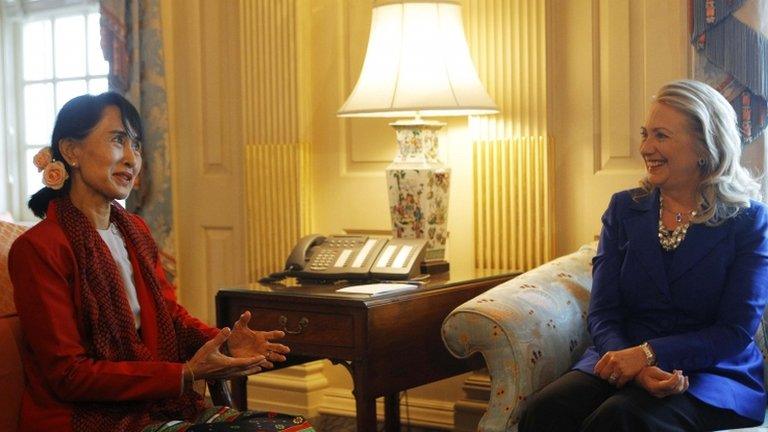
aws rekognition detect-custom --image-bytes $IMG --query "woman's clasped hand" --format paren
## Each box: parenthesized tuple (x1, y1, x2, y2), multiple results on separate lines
(635, 367, 689, 398)
(594, 346, 689, 396)
(184, 311, 291, 382)
(593, 346, 649, 388)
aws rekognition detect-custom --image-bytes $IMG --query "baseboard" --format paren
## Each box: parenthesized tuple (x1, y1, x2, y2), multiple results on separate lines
(245, 361, 329, 417)
(318, 387, 455, 430)
(453, 399, 488, 432)
(453, 370, 491, 432)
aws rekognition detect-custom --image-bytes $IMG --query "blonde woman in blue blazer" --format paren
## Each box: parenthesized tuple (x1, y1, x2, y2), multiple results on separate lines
(520, 80, 768, 431)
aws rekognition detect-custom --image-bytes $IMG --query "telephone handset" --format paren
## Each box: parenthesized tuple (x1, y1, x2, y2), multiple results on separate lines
(284, 234, 327, 272)
(279, 234, 426, 281)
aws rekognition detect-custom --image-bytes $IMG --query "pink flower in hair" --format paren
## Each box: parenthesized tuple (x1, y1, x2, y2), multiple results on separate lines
(42, 161, 69, 190)
(33, 147, 53, 172)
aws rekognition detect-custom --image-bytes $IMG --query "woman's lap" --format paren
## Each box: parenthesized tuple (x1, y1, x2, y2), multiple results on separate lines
(519, 370, 757, 432)
(142, 407, 314, 432)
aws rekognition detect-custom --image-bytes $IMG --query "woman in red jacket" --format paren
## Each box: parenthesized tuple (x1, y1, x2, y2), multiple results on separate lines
(9, 92, 309, 432)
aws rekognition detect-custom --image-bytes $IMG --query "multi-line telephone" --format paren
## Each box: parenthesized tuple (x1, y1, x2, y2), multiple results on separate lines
(264, 234, 427, 282)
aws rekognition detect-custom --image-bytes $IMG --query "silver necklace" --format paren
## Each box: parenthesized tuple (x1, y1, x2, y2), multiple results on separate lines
(658, 196, 697, 251)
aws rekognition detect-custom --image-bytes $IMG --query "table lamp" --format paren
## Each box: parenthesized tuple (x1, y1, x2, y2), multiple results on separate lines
(338, 0, 498, 271)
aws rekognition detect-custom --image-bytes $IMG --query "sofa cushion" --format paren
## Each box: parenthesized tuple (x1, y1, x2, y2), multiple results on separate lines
(0, 221, 27, 318)
(754, 317, 768, 392)
(0, 317, 23, 431)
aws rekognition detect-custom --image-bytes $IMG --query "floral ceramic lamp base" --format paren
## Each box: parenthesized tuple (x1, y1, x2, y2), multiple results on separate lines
(386, 119, 450, 263)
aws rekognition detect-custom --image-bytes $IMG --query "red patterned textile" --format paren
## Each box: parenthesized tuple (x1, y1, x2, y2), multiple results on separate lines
(55, 197, 205, 432)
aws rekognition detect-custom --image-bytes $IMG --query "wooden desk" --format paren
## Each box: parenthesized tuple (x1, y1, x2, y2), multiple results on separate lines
(216, 269, 517, 432)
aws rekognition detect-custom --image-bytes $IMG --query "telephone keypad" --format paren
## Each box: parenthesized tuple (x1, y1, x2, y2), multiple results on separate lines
(294, 234, 424, 279)
(311, 237, 367, 271)
(310, 249, 339, 271)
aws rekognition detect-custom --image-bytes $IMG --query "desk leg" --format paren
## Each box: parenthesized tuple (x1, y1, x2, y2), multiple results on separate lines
(384, 393, 401, 432)
(230, 376, 248, 411)
(355, 395, 377, 432)
(351, 361, 379, 432)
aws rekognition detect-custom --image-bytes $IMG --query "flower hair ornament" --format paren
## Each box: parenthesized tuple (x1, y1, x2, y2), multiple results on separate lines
(33, 147, 69, 190)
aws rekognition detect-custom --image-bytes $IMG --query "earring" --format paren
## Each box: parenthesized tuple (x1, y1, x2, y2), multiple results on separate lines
(698, 158, 706, 167)
(71, 161, 77, 167)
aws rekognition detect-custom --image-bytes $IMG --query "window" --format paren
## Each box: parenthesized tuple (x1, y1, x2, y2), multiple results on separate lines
(1, 0, 106, 221)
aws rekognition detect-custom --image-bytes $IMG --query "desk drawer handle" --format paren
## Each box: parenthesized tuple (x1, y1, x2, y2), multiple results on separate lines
(279, 316, 309, 335)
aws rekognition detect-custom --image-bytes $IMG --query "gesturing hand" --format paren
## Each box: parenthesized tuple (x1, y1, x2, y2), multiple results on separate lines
(635, 366, 689, 398)
(186, 328, 265, 381)
(594, 346, 647, 387)
(227, 310, 290, 369)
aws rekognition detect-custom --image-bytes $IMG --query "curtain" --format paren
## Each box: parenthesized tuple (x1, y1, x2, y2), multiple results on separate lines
(100, 0, 176, 280)
(691, 0, 768, 144)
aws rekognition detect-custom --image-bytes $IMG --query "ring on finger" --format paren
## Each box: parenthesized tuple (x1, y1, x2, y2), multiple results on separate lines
(608, 372, 618, 384)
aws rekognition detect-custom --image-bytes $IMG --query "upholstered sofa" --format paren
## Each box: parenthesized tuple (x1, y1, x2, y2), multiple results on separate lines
(442, 243, 768, 431)
(0, 221, 28, 431)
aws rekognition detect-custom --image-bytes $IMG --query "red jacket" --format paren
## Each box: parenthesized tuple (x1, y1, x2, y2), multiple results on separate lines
(9, 204, 218, 432)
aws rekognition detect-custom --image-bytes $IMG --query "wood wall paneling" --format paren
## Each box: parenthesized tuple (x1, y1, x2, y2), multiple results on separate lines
(241, 0, 308, 282)
(550, 0, 689, 254)
(465, 0, 553, 271)
(204, 227, 236, 321)
(169, 0, 246, 323)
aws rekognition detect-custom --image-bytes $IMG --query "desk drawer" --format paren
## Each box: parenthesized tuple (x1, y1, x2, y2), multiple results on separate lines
(247, 307, 354, 348)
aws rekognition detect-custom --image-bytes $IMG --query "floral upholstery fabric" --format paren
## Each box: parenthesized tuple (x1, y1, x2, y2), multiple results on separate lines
(0, 222, 27, 318)
(755, 310, 768, 396)
(443, 242, 768, 432)
(442, 243, 596, 432)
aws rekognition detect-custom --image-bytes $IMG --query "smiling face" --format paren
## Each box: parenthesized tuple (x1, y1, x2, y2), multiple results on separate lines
(62, 105, 142, 205)
(640, 102, 703, 195)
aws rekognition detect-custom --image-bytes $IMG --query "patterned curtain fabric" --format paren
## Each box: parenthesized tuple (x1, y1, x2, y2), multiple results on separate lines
(691, 0, 768, 144)
(100, 0, 176, 280)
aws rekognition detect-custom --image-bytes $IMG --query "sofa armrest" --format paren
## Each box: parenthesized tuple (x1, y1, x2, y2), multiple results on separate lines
(441, 244, 596, 431)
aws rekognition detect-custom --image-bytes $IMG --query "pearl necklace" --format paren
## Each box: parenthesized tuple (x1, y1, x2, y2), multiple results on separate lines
(658, 196, 697, 251)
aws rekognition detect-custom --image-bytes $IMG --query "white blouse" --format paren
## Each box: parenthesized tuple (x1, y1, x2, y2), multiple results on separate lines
(97, 223, 141, 329)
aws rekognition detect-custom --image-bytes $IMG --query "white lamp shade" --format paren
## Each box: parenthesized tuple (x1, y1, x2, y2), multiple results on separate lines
(338, 0, 498, 118)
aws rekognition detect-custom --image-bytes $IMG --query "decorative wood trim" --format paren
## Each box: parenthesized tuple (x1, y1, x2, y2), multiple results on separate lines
(466, 0, 554, 271)
(473, 136, 553, 271)
(594, 0, 634, 172)
(246, 361, 330, 418)
(453, 370, 492, 432)
(245, 144, 303, 281)
(240, 0, 310, 281)
(466, 0, 548, 140)
(319, 387, 456, 430)
(203, 227, 235, 322)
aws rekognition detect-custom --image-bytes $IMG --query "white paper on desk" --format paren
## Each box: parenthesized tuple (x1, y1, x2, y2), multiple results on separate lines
(335, 283, 418, 296)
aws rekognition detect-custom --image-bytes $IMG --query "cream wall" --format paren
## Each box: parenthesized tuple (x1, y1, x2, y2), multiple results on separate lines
(308, 1, 476, 269)
(164, 0, 692, 429)
(163, 0, 470, 427)
(550, 0, 690, 255)
(311, 0, 691, 425)
(308, 1, 476, 426)
(163, 0, 247, 323)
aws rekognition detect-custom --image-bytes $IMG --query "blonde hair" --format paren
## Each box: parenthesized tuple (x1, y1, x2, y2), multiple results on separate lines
(638, 80, 760, 226)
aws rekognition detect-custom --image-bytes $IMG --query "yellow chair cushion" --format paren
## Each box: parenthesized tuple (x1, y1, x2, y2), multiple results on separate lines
(0, 221, 27, 318)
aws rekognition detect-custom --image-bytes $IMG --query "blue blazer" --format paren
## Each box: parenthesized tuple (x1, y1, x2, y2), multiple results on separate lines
(573, 188, 768, 422)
